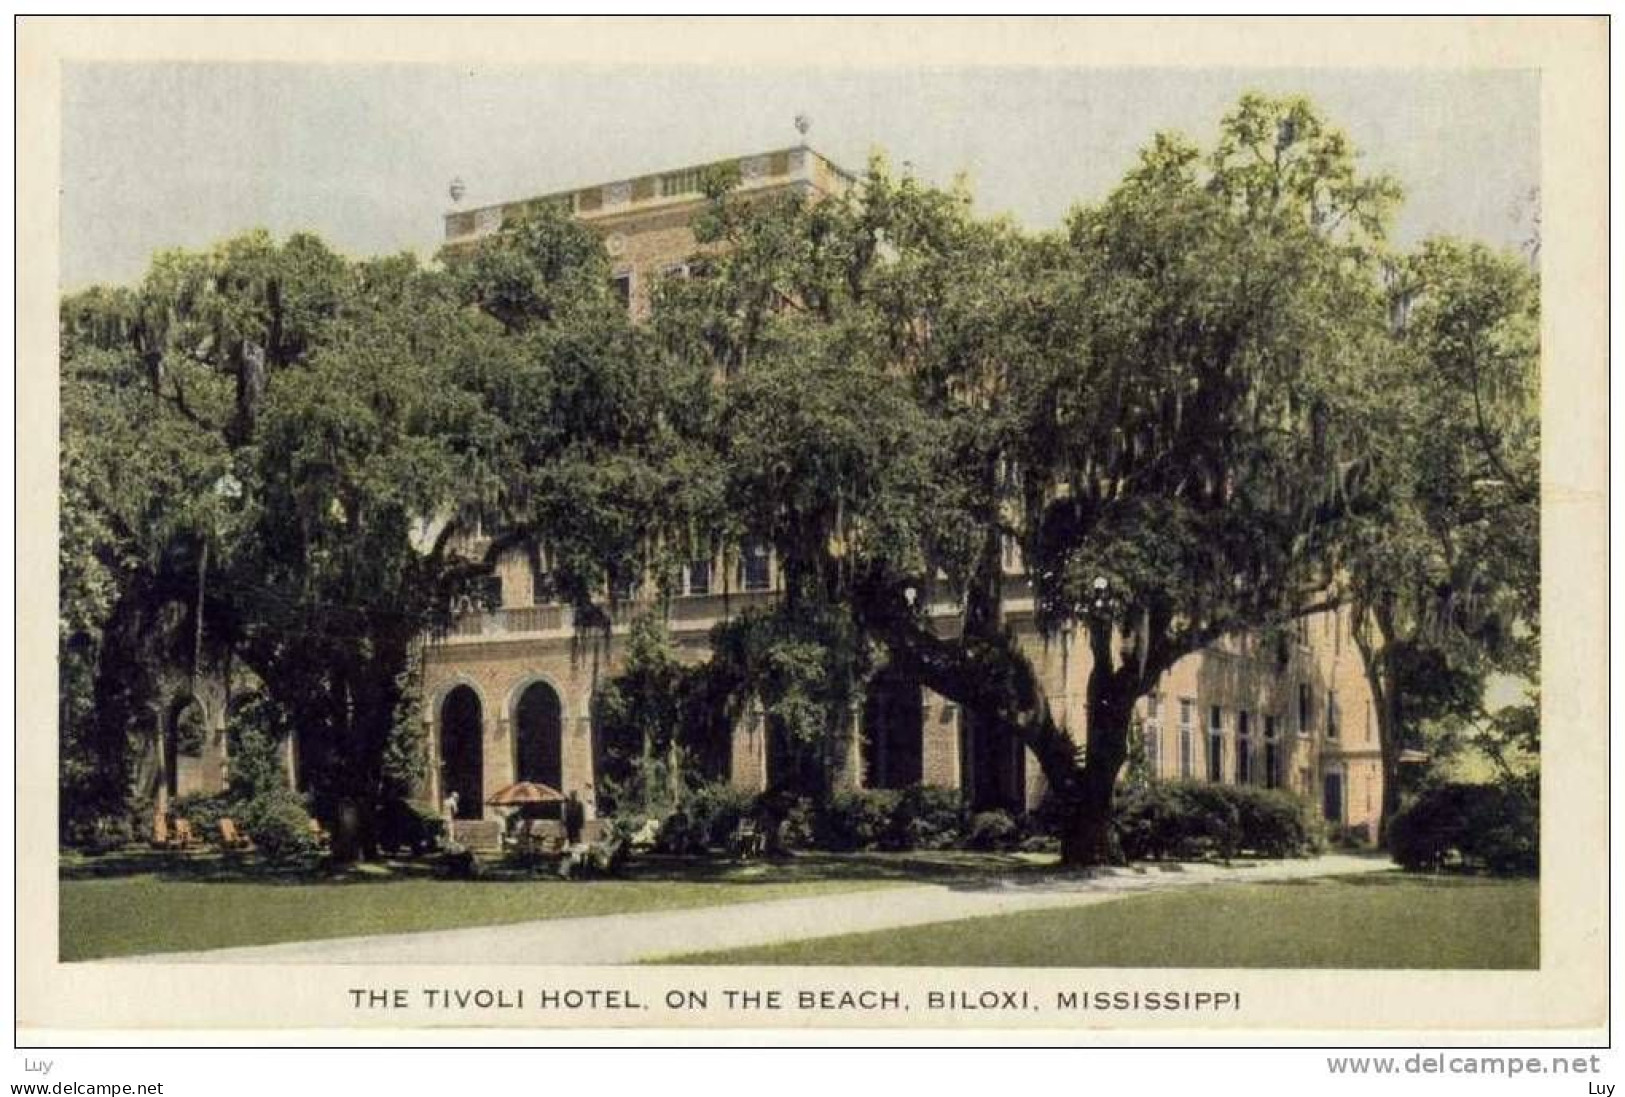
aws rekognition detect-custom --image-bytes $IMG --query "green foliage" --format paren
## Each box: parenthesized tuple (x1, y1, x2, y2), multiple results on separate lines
(1343, 234, 1540, 831)
(375, 799, 446, 856)
(892, 784, 968, 850)
(965, 810, 1020, 851)
(444, 205, 616, 334)
(61, 814, 136, 856)
(592, 616, 717, 816)
(238, 789, 321, 864)
(224, 728, 290, 803)
(1387, 782, 1538, 876)
(814, 788, 903, 852)
(680, 782, 758, 850)
(170, 792, 233, 837)
(1114, 781, 1321, 862)
(708, 604, 875, 798)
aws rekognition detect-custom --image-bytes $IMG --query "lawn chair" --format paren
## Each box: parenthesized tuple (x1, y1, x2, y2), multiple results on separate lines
(218, 817, 252, 851)
(171, 817, 197, 849)
(728, 819, 765, 860)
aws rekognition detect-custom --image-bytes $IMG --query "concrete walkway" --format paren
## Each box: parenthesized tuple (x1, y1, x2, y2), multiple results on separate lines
(118, 853, 1390, 965)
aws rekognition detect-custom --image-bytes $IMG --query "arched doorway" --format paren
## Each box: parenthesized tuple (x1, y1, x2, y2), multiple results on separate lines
(863, 668, 923, 789)
(440, 685, 484, 819)
(514, 680, 563, 790)
(165, 696, 207, 800)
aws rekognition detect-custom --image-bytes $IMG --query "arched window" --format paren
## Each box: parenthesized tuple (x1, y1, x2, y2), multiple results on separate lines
(514, 681, 564, 790)
(440, 686, 484, 820)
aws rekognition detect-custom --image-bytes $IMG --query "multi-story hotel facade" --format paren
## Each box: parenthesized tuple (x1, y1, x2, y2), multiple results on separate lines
(418, 145, 1384, 845)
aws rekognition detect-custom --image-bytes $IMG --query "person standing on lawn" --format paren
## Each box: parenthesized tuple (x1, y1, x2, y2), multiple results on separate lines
(563, 790, 585, 847)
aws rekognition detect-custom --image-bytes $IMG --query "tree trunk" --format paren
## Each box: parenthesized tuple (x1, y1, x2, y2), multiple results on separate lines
(331, 799, 363, 865)
(1058, 668, 1134, 867)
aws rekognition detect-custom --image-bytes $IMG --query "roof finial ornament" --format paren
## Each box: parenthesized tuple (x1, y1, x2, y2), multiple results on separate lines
(794, 113, 811, 146)
(448, 177, 467, 204)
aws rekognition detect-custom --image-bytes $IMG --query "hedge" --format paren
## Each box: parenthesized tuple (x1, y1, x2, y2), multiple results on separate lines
(1387, 782, 1538, 876)
(1114, 780, 1321, 861)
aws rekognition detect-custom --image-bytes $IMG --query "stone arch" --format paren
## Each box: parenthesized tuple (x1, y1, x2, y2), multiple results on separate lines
(439, 684, 485, 820)
(164, 694, 209, 800)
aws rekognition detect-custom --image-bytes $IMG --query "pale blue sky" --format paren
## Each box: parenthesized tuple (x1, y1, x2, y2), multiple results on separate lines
(62, 64, 1539, 290)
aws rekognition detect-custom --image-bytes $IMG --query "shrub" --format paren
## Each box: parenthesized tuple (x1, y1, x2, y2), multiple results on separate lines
(683, 782, 757, 849)
(375, 799, 446, 856)
(1388, 782, 1538, 876)
(171, 792, 233, 838)
(815, 788, 902, 851)
(774, 796, 817, 851)
(239, 790, 321, 864)
(966, 810, 1019, 851)
(224, 728, 292, 802)
(654, 808, 699, 855)
(63, 814, 134, 855)
(1113, 781, 1318, 862)
(438, 841, 479, 879)
(1227, 785, 1321, 857)
(892, 784, 966, 850)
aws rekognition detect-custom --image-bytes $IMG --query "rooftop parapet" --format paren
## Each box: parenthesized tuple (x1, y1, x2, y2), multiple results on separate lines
(443, 145, 856, 244)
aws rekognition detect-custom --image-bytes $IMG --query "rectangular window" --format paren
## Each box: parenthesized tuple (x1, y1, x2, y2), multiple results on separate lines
(1264, 715, 1280, 789)
(609, 273, 632, 310)
(1236, 711, 1251, 784)
(1297, 617, 1310, 646)
(1327, 689, 1340, 739)
(1178, 699, 1195, 779)
(1298, 684, 1313, 735)
(660, 168, 703, 197)
(1207, 706, 1224, 782)
(479, 575, 503, 609)
(1333, 607, 1342, 656)
(740, 541, 772, 592)
(685, 559, 712, 597)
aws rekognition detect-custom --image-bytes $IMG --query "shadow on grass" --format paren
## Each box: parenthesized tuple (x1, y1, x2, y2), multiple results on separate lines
(64, 847, 1433, 892)
(60, 847, 1055, 889)
(1321, 870, 1535, 888)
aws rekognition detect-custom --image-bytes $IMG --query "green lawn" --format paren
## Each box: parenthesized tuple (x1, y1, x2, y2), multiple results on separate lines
(60, 848, 1043, 961)
(668, 873, 1539, 969)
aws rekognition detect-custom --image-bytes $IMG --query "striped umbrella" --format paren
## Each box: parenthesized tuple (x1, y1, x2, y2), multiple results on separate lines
(486, 781, 565, 806)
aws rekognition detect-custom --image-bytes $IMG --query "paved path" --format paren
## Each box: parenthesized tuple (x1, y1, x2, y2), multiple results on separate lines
(118, 854, 1389, 965)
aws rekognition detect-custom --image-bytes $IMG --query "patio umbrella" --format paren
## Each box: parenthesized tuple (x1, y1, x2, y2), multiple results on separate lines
(486, 781, 565, 807)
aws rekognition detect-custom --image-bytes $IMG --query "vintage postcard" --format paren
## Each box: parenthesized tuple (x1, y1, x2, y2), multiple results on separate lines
(16, 16, 1608, 1043)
